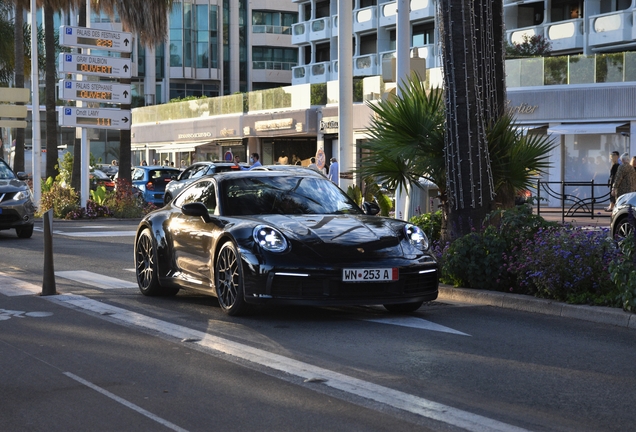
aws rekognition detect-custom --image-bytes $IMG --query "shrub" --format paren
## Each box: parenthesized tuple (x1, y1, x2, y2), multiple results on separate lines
(442, 226, 508, 290)
(410, 210, 443, 243)
(104, 179, 145, 218)
(39, 182, 80, 219)
(507, 226, 621, 305)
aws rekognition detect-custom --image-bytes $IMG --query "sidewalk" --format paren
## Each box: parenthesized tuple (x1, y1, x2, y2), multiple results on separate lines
(534, 207, 611, 228)
(437, 284, 636, 330)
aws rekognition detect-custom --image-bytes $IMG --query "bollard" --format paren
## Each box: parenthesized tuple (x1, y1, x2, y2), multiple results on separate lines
(42, 209, 56, 296)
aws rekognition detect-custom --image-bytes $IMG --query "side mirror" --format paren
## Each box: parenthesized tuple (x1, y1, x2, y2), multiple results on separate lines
(16, 172, 28, 181)
(181, 202, 212, 223)
(362, 202, 380, 215)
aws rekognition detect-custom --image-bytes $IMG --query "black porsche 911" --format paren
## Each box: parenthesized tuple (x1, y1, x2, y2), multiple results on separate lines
(134, 169, 439, 316)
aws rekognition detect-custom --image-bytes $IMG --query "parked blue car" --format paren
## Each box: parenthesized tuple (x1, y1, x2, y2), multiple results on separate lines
(130, 166, 181, 206)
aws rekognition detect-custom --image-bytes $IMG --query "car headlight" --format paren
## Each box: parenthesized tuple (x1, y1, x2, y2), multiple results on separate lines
(12, 189, 32, 201)
(253, 225, 288, 253)
(404, 224, 429, 251)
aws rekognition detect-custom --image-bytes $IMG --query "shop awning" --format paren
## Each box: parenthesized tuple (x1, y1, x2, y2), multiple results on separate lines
(517, 124, 548, 134)
(132, 141, 212, 153)
(547, 123, 628, 135)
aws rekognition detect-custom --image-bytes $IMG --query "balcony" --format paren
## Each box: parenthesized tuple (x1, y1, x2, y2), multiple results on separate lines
(310, 61, 331, 83)
(507, 26, 545, 45)
(354, 6, 377, 33)
(292, 65, 309, 85)
(410, 0, 435, 21)
(292, 22, 309, 45)
(546, 19, 584, 52)
(310, 18, 332, 42)
(379, 2, 397, 27)
(354, 54, 378, 76)
(588, 10, 633, 47)
(331, 60, 339, 81)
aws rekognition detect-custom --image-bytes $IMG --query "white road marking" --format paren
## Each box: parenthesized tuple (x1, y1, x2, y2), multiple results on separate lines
(47, 293, 528, 432)
(0, 272, 42, 296)
(61, 231, 137, 237)
(0, 309, 53, 320)
(32, 227, 136, 237)
(63, 372, 189, 432)
(55, 270, 137, 289)
(363, 317, 470, 336)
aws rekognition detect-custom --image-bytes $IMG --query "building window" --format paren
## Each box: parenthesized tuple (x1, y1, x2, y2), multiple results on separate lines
(169, 2, 183, 67)
(252, 47, 298, 70)
(412, 23, 434, 47)
(252, 11, 297, 35)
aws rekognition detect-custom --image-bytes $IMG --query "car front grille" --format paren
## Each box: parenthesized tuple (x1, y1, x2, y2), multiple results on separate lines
(268, 269, 437, 299)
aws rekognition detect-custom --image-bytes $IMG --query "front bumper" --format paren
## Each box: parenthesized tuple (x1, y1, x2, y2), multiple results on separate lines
(242, 263, 439, 306)
(0, 199, 35, 230)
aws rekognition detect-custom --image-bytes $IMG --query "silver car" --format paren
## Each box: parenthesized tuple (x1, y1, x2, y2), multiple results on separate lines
(0, 158, 36, 238)
(610, 191, 636, 241)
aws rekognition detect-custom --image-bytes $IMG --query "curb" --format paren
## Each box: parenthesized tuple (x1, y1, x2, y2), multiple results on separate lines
(438, 285, 636, 330)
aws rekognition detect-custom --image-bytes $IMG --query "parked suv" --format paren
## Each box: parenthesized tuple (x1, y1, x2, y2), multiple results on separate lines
(163, 161, 246, 204)
(0, 158, 36, 238)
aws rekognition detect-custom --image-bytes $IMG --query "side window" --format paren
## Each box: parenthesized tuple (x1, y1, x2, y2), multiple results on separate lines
(174, 180, 217, 213)
(132, 169, 144, 181)
(191, 165, 208, 179)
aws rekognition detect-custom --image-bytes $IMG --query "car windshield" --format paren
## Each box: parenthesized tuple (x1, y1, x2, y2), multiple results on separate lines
(221, 175, 363, 216)
(0, 161, 16, 180)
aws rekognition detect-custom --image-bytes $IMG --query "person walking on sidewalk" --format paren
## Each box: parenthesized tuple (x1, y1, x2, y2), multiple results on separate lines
(612, 152, 636, 201)
(606, 151, 620, 211)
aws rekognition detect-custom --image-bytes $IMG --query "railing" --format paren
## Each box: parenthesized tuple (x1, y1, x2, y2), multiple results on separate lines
(252, 25, 292, 35)
(535, 180, 611, 223)
(252, 61, 297, 71)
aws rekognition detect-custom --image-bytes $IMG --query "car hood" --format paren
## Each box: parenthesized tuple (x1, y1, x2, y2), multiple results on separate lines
(255, 214, 405, 261)
(0, 179, 29, 193)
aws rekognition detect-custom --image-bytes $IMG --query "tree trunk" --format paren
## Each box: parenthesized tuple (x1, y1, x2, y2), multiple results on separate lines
(13, 4, 25, 173)
(438, 0, 505, 240)
(44, 3, 58, 180)
(71, 2, 86, 192)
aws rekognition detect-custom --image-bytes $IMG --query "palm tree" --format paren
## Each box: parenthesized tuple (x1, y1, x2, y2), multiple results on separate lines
(12, 0, 28, 172)
(438, 0, 507, 239)
(359, 75, 554, 241)
(91, 0, 174, 184)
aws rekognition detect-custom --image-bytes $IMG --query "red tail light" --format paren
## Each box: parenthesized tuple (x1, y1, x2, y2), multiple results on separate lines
(146, 181, 154, 191)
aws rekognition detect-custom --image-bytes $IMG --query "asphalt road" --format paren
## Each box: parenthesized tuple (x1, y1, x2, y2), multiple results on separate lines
(1, 218, 635, 432)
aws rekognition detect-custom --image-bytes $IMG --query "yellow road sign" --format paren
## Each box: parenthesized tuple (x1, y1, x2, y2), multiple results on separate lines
(0, 88, 30, 103)
(0, 120, 28, 128)
(0, 105, 28, 118)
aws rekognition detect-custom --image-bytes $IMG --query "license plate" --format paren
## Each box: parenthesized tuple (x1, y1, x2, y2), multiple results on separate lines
(342, 268, 398, 282)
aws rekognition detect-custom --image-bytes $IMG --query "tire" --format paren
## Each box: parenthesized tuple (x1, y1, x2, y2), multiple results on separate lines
(214, 242, 249, 316)
(135, 229, 179, 296)
(383, 301, 424, 313)
(16, 224, 34, 239)
(613, 217, 634, 242)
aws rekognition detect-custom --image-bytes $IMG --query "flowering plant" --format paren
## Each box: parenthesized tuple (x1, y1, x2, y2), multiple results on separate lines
(506, 226, 621, 305)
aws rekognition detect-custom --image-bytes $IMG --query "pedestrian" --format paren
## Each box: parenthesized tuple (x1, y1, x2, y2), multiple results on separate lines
(235, 152, 262, 170)
(307, 157, 318, 171)
(612, 153, 636, 201)
(141, 160, 148, 166)
(631, 156, 636, 172)
(327, 157, 339, 185)
(606, 151, 620, 211)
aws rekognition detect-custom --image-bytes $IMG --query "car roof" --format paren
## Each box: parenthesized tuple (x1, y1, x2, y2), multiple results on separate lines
(212, 167, 326, 180)
(134, 165, 181, 171)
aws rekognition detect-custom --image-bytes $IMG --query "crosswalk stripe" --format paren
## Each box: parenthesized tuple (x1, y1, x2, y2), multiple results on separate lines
(55, 270, 137, 289)
(363, 317, 470, 336)
(0, 272, 41, 296)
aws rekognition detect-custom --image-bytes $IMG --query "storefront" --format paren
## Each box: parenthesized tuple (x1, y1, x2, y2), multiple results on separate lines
(507, 85, 636, 206)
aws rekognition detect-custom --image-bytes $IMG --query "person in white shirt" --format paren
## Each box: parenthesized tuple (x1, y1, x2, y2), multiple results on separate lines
(327, 157, 339, 185)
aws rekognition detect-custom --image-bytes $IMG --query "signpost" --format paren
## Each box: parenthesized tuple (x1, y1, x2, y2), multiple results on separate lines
(59, 80, 131, 104)
(59, 25, 133, 207)
(59, 107, 131, 130)
(59, 25, 133, 53)
(58, 53, 132, 78)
